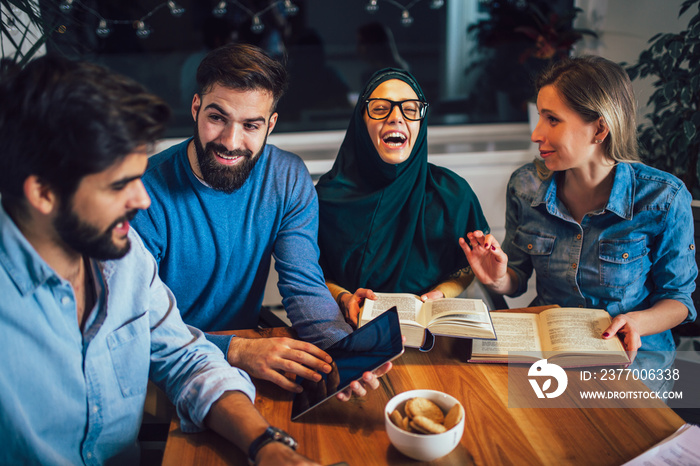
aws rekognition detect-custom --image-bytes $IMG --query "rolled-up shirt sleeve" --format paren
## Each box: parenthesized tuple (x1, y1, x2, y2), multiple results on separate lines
(140, 237, 256, 432)
(649, 185, 698, 323)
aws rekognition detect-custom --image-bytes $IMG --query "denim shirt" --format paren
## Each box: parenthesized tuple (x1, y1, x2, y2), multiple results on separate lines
(502, 162, 697, 372)
(0, 206, 255, 465)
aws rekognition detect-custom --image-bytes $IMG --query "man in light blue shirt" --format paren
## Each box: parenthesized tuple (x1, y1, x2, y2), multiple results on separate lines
(0, 56, 315, 465)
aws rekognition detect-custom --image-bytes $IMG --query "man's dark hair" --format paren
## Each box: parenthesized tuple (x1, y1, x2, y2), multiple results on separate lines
(0, 55, 170, 217)
(196, 43, 288, 110)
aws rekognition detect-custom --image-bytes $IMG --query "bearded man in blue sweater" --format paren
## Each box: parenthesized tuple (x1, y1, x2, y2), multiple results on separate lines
(132, 43, 389, 396)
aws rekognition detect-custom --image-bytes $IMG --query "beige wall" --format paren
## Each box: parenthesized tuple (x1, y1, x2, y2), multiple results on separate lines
(575, 0, 688, 120)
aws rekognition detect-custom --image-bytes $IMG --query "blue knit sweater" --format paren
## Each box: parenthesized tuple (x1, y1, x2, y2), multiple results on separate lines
(132, 139, 351, 352)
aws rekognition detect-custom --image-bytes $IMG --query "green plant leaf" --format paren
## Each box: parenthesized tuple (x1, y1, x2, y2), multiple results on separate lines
(659, 54, 674, 76)
(1, 0, 52, 64)
(668, 40, 685, 58)
(691, 111, 700, 127)
(652, 38, 667, 55)
(681, 86, 693, 104)
(685, 120, 698, 141)
(664, 84, 676, 101)
(692, 20, 700, 38)
(649, 32, 664, 42)
(679, 0, 700, 17)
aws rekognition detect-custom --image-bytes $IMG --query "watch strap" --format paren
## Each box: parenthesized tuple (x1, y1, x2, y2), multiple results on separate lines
(248, 427, 297, 464)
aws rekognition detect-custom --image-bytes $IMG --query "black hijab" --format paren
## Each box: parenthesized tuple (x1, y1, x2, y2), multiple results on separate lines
(316, 68, 489, 294)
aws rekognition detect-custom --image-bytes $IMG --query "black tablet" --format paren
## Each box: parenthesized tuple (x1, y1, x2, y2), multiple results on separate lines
(291, 307, 404, 421)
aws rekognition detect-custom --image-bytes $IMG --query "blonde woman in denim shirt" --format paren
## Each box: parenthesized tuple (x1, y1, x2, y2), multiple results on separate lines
(461, 56, 697, 393)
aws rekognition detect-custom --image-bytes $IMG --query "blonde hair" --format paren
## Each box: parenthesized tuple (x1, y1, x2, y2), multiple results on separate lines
(534, 56, 639, 179)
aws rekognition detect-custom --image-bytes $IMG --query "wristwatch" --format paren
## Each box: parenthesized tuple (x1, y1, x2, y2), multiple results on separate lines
(248, 426, 298, 464)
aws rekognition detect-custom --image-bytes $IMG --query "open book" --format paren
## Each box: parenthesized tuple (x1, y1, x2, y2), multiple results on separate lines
(360, 293, 496, 349)
(622, 423, 700, 465)
(468, 307, 630, 367)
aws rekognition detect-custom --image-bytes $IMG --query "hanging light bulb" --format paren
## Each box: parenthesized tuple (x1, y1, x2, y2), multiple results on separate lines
(96, 19, 111, 38)
(6, 17, 18, 34)
(212, 1, 227, 18)
(250, 15, 264, 34)
(59, 0, 73, 12)
(430, 0, 444, 8)
(283, 0, 299, 16)
(134, 20, 152, 39)
(365, 0, 378, 13)
(400, 9, 413, 27)
(167, 0, 185, 17)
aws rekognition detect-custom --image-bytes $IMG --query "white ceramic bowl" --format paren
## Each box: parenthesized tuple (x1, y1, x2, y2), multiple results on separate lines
(384, 389, 465, 461)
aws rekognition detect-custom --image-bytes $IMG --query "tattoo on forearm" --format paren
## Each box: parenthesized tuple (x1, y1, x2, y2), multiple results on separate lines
(448, 265, 473, 280)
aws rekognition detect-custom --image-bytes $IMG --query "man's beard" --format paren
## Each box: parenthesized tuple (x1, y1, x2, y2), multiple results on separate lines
(53, 206, 138, 261)
(193, 121, 266, 194)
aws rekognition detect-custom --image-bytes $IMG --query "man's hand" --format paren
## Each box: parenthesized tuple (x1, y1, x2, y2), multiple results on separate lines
(227, 337, 332, 392)
(206, 391, 321, 465)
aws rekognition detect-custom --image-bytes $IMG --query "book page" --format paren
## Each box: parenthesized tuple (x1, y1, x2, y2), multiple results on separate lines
(424, 298, 490, 325)
(539, 308, 623, 353)
(622, 423, 700, 466)
(362, 293, 422, 324)
(472, 313, 542, 356)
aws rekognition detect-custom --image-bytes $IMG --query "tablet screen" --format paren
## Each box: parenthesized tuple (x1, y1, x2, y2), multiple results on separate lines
(291, 307, 404, 421)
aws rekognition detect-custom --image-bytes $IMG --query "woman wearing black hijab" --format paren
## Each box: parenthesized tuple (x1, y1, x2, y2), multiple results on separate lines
(316, 68, 489, 326)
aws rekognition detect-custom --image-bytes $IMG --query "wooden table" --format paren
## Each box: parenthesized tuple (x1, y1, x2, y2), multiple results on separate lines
(162, 307, 685, 465)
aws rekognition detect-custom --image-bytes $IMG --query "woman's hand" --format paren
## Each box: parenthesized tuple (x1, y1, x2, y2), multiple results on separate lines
(602, 300, 690, 364)
(339, 288, 377, 328)
(459, 231, 511, 292)
(336, 361, 394, 401)
(420, 289, 445, 302)
(602, 314, 642, 363)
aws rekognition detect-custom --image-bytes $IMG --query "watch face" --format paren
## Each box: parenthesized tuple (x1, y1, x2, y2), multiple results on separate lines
(249, 427, 298, 464)
(272, 428, 297, 449)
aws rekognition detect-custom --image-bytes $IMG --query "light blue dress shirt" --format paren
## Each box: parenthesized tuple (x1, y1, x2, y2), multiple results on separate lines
(502, 162, 697, 386)
(0, 206, 256, 465)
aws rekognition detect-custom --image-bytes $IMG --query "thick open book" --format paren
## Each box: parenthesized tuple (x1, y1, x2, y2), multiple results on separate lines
(468, 307, 630, 367)
(360, 293, 496, 349)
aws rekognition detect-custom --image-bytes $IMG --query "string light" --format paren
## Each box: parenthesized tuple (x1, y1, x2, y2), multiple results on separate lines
(95, 19, 111, 38)
(59, 0, 73, 12)
(400, 9, 414, 27)
(5, 17, 18, 34)
(167, 1, 186, 18)
(49, 0, 443, 41)
(283, 0, 299, 16)
(364, 1, 443, 27)
(2, 6, 21, 35)
(212, 1, 227, 18)
(134, 20, 152, 39)
(251, 15, 264, 34)
(212, 1, 301, 35)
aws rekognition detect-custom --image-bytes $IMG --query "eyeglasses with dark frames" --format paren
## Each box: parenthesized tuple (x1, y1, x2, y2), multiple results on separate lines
(365, 98, 429, 121)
